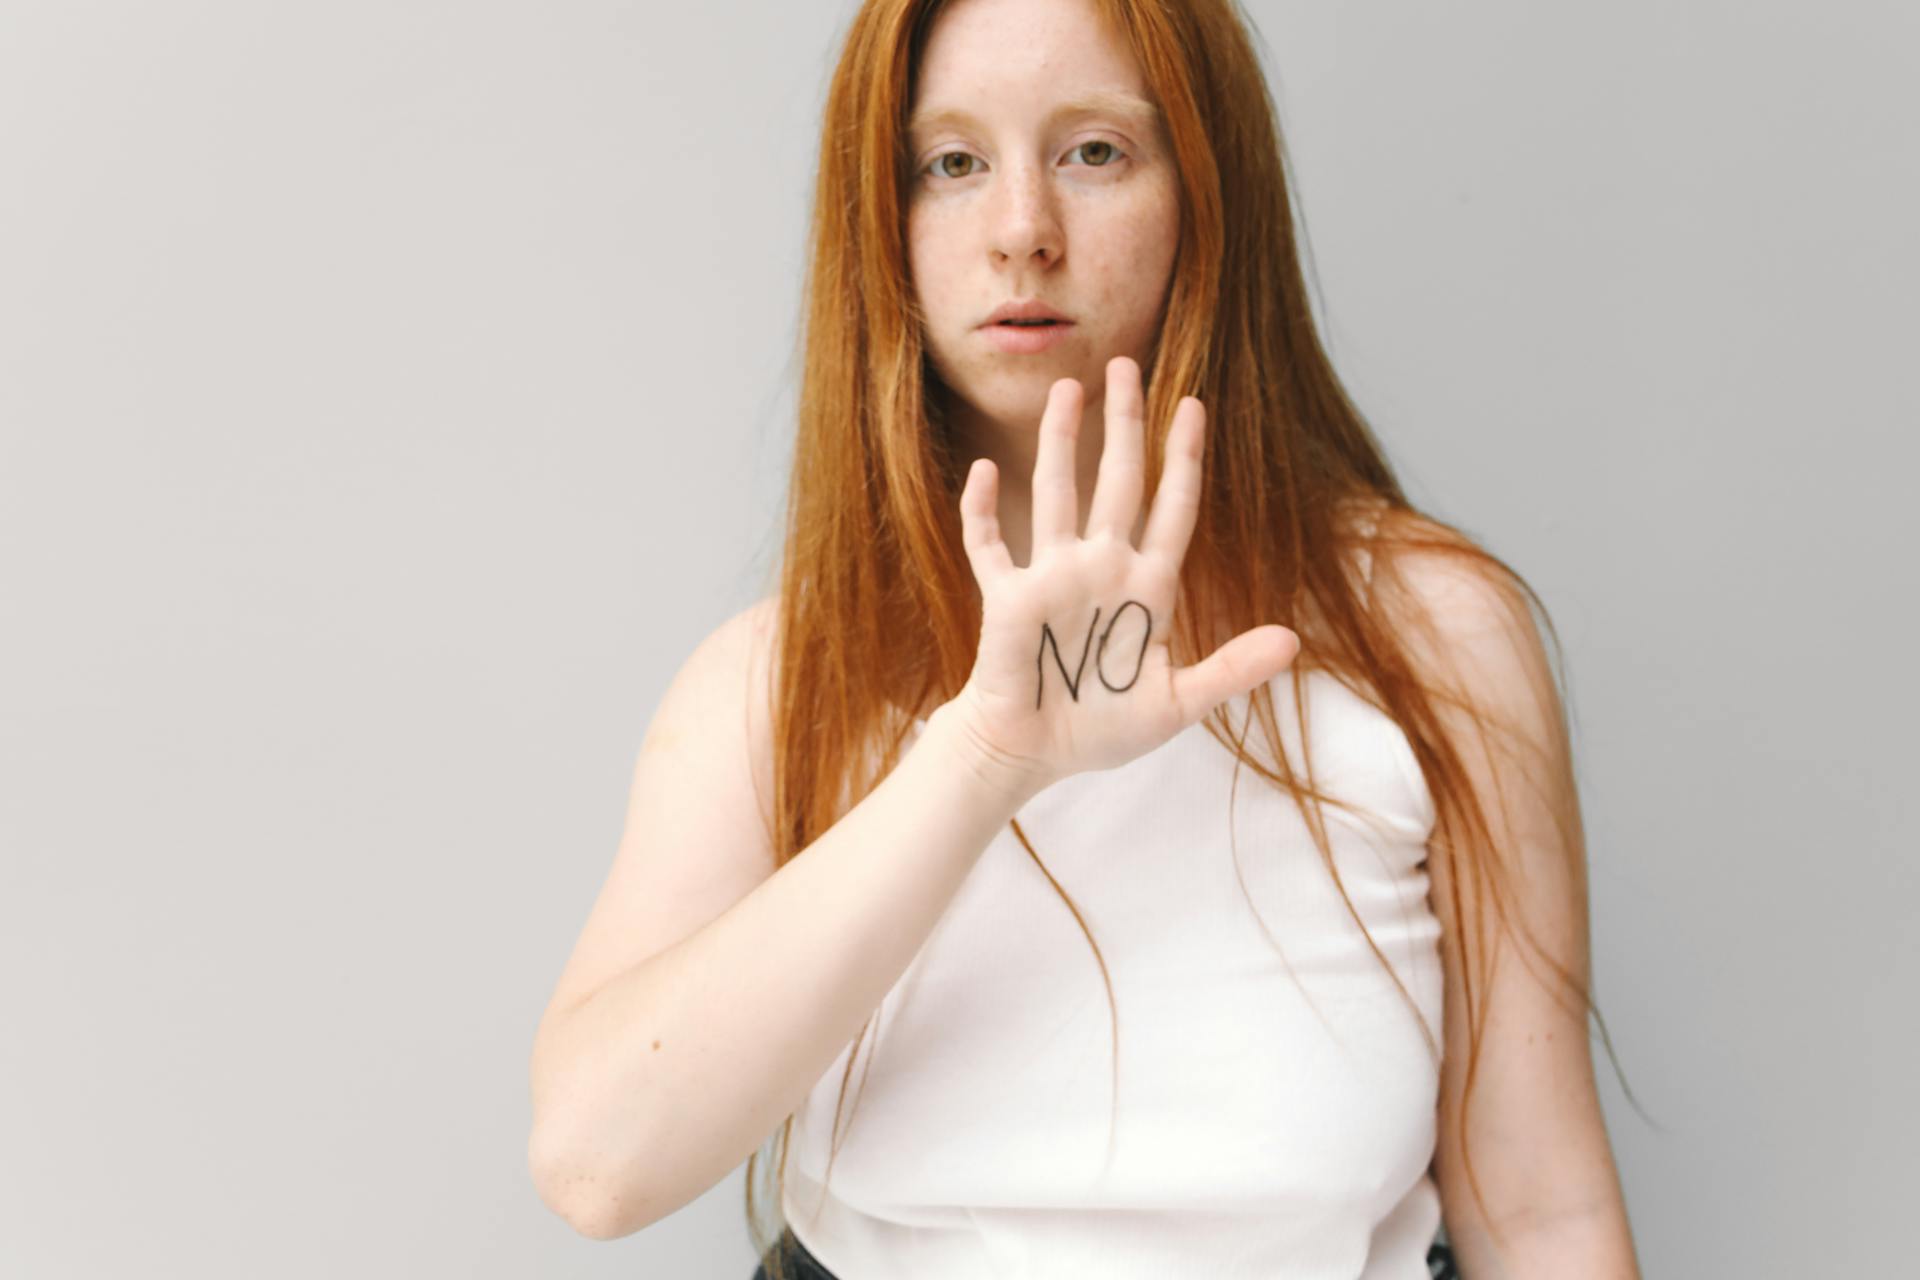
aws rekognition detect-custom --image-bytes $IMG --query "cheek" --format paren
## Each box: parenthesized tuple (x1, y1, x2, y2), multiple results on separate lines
(1133, 181, 1183, 279)
(906, 210, 955, 294)
(1086, 197, 1180, 319)
(905, 215, 963, 376)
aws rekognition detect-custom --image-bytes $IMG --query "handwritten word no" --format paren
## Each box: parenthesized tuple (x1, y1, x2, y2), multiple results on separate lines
(1034, 600, 1152, 711)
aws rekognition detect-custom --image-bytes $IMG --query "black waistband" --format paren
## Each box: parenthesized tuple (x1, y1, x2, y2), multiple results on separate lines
(751, 1225, 1457, 1279)
(751, 1226, 840, 1280)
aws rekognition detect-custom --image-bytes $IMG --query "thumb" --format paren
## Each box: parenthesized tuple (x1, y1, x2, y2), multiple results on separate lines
(1171, 625, 1300, 725)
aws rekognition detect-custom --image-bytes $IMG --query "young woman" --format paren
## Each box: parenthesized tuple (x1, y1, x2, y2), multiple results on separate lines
(529, 1, 1643, 1276)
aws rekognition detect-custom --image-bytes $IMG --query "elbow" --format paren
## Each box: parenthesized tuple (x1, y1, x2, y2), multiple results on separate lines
(528, 1124, 655, 1241)
(527, 1047, 658, 1239)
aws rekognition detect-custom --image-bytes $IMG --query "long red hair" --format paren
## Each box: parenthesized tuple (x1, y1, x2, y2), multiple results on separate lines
(748, 0, 1638, 1271)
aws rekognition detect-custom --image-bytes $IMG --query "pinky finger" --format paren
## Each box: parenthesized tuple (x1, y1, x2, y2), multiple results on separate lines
(960, 458, 1016, 583)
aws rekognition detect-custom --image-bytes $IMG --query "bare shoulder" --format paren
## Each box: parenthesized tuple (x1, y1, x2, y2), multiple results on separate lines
(1355, 506, 1526, 634)
(1363, 511, 1560, 749)
(649, 592, 780, 775)
(640, 590, 783, 857)
(536, 591, 783, 1027)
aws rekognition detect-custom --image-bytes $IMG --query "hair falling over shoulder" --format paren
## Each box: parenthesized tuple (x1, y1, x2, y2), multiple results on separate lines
(746, 4, 1645, 1274)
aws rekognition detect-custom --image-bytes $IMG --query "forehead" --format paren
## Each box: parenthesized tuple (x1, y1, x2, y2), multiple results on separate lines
(909, 0, 1152, 125)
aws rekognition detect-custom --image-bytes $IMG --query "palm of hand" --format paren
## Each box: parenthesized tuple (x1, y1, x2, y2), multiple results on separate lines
(951, 357, 1298, 790)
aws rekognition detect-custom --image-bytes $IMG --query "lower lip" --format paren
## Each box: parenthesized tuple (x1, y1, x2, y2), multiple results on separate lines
(982, 321, 1074, 353)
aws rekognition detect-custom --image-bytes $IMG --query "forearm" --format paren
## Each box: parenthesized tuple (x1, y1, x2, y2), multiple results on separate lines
(1449, 1194, 1641, 1280)
(528, 702, 1041, 1239)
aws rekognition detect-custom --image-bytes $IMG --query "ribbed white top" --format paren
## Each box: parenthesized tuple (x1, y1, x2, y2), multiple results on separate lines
(780, 658, 1445, 1279)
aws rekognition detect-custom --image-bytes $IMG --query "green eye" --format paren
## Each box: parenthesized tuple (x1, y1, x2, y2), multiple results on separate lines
(921, 140, 1128, 182)
(1072, 140, 1119, 166)
(932, 152, 979, 179)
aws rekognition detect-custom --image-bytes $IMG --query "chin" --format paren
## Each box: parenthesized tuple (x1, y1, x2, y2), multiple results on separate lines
(927, 347, 1108, 431)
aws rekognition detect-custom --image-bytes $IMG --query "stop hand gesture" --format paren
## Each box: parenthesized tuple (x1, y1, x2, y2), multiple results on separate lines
(947, 356, 1301, 795)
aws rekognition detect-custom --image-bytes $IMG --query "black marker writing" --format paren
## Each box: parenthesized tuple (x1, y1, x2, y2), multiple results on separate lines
(1094, 598, 1151, 694)
(1033, 600, 1153, 711)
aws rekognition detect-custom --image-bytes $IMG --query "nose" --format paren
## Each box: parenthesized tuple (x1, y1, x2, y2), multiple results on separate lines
(989, 161, 1063, 268)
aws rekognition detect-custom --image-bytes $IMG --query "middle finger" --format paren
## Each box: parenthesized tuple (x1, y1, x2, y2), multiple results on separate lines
(1084, 356, 1146, 545)
(1030, 377, 1084, 550)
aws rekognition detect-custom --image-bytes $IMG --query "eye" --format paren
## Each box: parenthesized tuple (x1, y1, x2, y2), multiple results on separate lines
(1068, 140, 1124, 168)
(920, 139, 1131, 182)
(929, 151, 981, 180)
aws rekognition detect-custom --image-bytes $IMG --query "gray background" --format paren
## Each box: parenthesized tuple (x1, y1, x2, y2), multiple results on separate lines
(2, 1, 1912, 1275)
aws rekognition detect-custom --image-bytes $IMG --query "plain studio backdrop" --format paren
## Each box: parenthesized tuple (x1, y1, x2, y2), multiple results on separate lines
(1, 2, 1912, 1275)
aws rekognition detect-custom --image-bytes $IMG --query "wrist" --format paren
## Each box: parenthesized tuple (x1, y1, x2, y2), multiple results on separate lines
(921, 700, 1052, 812)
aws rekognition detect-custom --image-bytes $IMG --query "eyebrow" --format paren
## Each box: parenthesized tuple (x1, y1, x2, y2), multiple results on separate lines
(906, 90, 1162, 138)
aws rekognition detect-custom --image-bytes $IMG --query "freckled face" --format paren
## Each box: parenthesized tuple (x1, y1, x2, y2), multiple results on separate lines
(905, 0, 1181, 434)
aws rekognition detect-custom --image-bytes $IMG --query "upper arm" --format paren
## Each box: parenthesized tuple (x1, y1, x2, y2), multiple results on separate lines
(535, 594, 782, 1033)
(1381, 534, 1627, 1257)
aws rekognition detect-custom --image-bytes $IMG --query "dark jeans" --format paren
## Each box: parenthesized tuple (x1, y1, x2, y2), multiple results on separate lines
(751, 1227, 839, 1280)
(752, 1227, 1461, 1278)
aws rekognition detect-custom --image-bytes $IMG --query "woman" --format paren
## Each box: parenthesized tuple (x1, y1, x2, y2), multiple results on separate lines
(528, 0, 1643, 1276)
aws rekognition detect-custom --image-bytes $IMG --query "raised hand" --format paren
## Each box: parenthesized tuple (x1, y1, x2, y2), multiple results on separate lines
(945, 356, 1300, 795)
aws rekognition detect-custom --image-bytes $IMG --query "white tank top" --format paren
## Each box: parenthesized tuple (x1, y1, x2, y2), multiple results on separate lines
(781, 657, 1445, 1279)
